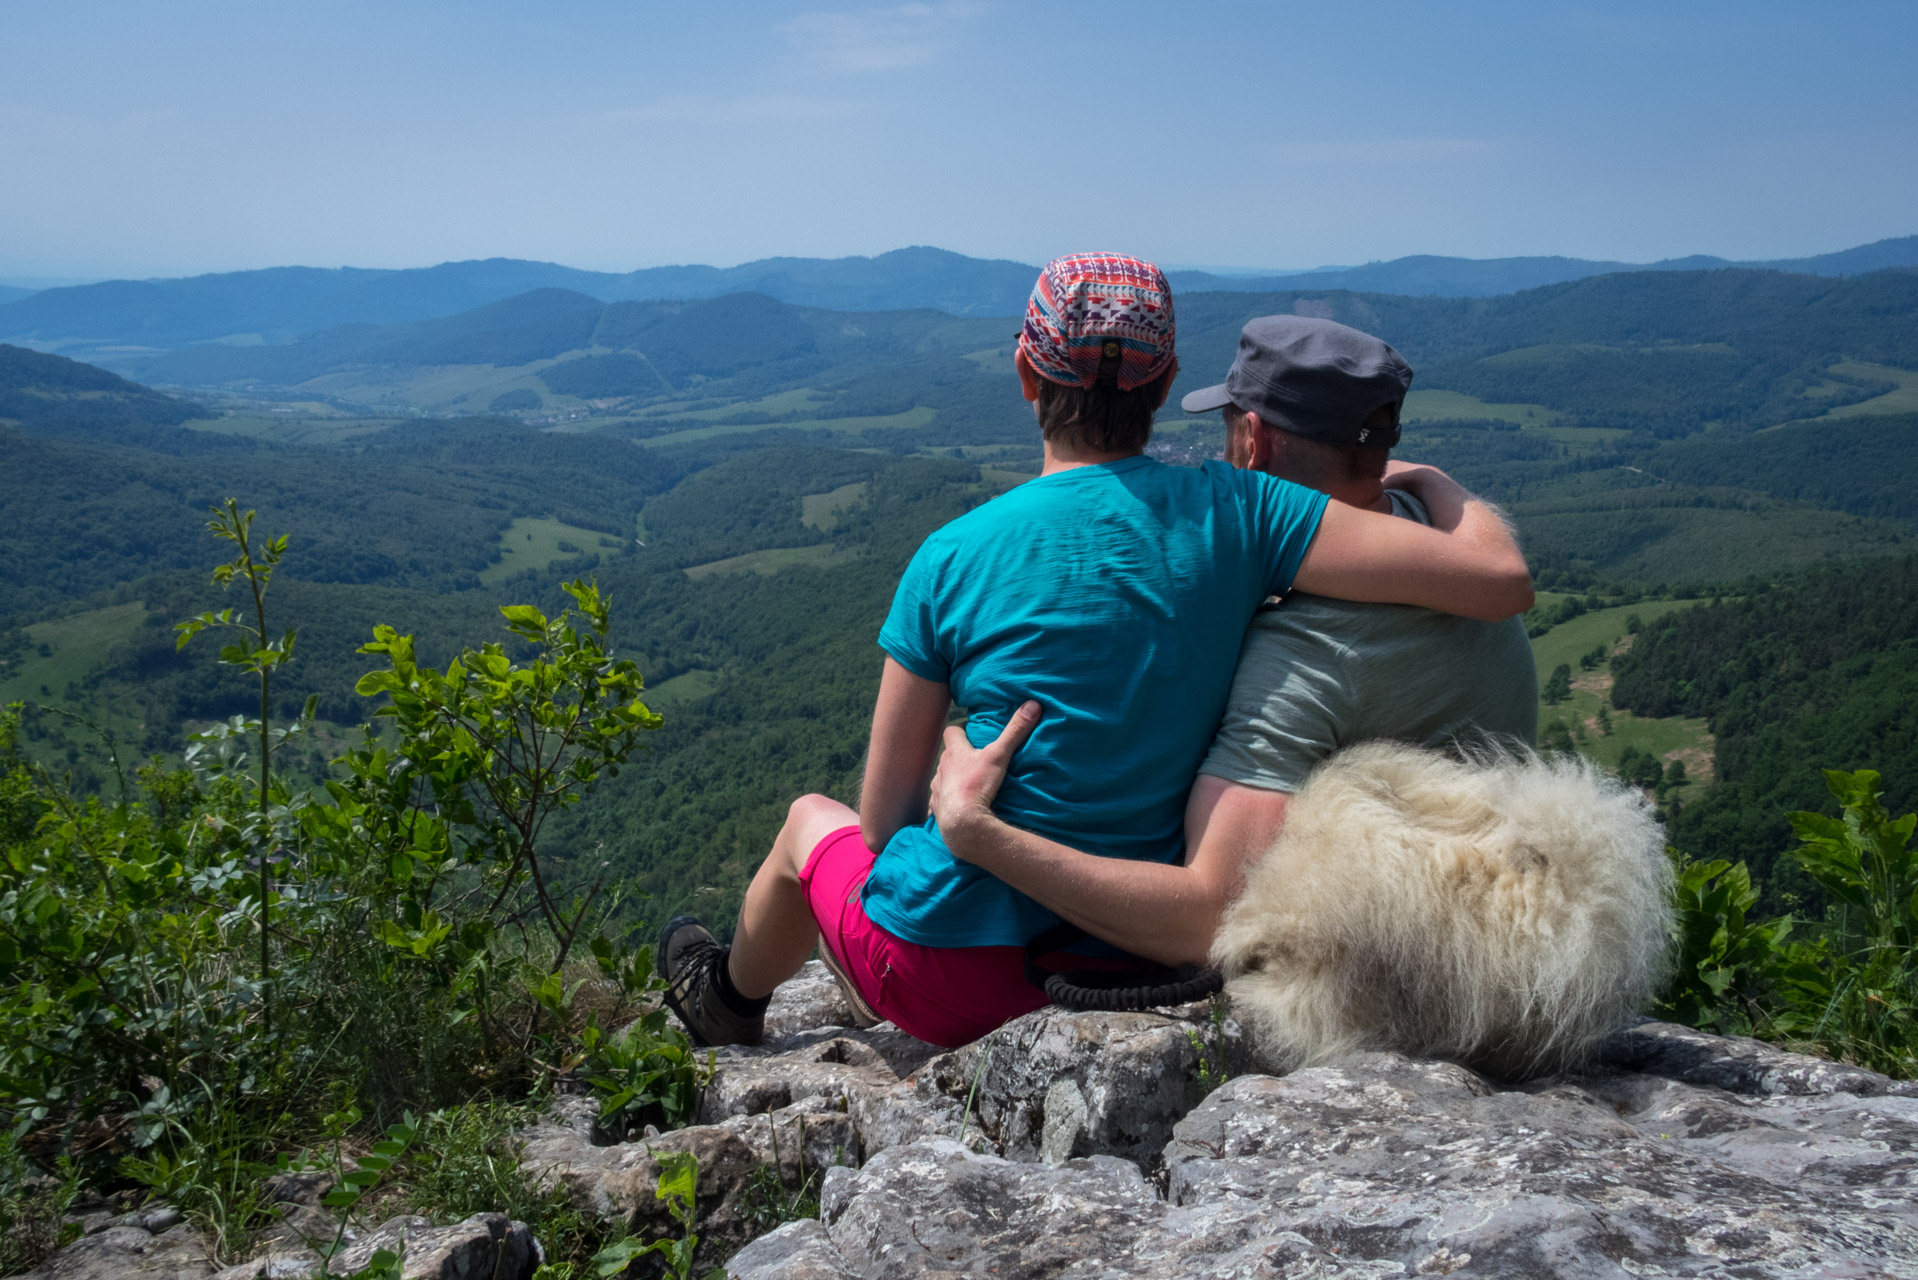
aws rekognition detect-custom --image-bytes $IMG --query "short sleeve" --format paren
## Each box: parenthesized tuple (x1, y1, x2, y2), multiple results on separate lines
(877, 536, 952, 683)
(1235, 468, 1330, 598)
(1199, 607, 1351, 793)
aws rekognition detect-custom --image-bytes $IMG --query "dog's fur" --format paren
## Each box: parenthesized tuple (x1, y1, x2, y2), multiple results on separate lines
(1210, 741, 1673, 1080)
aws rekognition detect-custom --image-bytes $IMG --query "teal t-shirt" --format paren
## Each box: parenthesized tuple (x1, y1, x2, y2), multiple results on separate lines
(867, 455, 1328, 948)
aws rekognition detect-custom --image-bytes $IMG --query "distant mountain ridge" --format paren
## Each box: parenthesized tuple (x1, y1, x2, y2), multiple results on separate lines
(1170, 236, 1918, 298)
(0, 248, 1036, 353)
(2, 237, 1913, 357)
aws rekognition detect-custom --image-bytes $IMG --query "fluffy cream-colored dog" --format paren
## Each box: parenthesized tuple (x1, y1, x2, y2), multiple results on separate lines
(1210, 740, 1673, 1080)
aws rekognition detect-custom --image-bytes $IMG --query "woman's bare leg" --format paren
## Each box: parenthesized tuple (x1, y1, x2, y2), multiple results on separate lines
(728, 793, 860, 999)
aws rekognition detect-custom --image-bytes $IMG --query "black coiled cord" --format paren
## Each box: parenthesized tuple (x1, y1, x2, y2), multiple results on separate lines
(1023, 923, 1223, 1012)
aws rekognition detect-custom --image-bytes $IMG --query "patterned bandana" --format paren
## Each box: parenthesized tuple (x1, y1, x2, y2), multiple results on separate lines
(1018, 253, 1176, 391)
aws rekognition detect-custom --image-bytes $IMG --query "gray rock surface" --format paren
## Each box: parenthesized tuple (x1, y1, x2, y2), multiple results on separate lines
(8, 1218, 213, 1280)
(208, 1212, 538, 1280)
(720, 1011, 1918, 1279)
(913, 1005, 1226, 1165)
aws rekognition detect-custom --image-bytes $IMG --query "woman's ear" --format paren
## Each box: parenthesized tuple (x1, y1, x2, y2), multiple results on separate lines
(1014, 347, 1043, 403)
(1147, 358, 1179, 411)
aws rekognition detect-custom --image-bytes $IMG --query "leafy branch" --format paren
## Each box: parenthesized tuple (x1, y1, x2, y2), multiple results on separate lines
(174, 499, 295, 1036)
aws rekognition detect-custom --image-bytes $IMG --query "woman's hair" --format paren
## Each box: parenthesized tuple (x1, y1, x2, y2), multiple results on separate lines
(1034, 368, 1173, 455)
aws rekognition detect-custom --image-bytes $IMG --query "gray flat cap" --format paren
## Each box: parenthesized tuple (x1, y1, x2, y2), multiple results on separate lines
(1181, 315, 1413, 448)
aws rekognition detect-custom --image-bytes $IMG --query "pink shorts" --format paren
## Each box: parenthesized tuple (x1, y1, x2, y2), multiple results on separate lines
(799, 826, 1145, 1048)
(799, 826, 1045, 1047)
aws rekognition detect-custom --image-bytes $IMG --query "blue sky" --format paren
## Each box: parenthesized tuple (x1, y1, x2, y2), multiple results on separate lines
(3, 0, 1914, 279)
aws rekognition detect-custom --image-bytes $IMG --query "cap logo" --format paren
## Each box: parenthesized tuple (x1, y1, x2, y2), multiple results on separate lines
(1358, 427, 1371, 443)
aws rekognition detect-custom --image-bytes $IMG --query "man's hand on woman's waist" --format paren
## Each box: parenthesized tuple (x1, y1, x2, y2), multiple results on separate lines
(929, 700, 1043, 862)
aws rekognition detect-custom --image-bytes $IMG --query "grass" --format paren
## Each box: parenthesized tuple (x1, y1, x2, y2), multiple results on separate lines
(961, 347, 1017, 376)
(638, 388, 833, 422)
(479, 516, 619, 585)
(644, 669, 721, 707)
(1532, 600, 1716, 781)
(1401, 389, 1560, 426)
(1, 603, 148, 704)
(683, 544, 859, 580)
(179, 414, 405, 445)
(1815, 361, 1918, 420)
(298, 355, 590, 415)
(635, 407, 937, 449)
(800, 482, 870, 531)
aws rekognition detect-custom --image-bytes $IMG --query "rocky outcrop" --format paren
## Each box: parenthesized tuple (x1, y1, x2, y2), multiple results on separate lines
(701, 974, 1918, 1279)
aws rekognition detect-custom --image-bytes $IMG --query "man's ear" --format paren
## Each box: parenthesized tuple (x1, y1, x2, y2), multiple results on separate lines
(1242, 411, 1277, 471)
(1014, 348, 1043, 403)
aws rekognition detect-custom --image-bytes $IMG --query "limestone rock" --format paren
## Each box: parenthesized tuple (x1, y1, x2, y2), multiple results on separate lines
(1607, 1018, 1918, 1098)
(915, 1005, 1227, 1165)
(1161, 1053, 1918, 1276)
(724, 1219, 862, 1280)
(721, 1043, 1918, 1277)
(760, 961, 861, 1041)
(210, 1213, 538, 1280)
(809, 1141, 1167, 1279)
(8, 1219, 213, 1280)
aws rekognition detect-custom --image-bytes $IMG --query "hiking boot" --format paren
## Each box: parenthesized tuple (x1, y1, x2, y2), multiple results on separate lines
(657, 915, 765, 1047)
(816, 944, 882, 1029)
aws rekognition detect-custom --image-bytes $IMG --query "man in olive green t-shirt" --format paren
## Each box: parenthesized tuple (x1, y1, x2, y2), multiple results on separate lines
(1200, 481, 1536, 795)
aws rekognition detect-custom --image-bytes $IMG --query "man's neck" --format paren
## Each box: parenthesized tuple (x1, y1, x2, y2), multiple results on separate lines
(1041, 440, 1142, 476)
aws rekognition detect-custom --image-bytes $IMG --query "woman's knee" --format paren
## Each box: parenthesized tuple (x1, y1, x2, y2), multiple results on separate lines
(779, 794, 858, 869)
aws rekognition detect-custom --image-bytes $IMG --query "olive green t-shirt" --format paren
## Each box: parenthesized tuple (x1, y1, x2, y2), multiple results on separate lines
(1199, 490, 1538, 793)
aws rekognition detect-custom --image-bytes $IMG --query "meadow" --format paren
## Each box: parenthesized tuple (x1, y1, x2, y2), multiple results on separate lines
(480, 515, 623, 585)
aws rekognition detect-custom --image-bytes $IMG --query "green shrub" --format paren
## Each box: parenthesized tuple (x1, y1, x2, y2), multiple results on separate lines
(0, 508, 685, 1264)
(1661, 769, 1918, 1076)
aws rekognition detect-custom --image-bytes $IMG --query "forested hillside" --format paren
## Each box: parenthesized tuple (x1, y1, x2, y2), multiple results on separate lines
(1613, 556, 1918, 908)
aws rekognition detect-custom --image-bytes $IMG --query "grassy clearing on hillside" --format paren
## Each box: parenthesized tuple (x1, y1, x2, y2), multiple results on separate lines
(0, 602, 147, 704)
(299, 358, 586, 415)
(480, 516, 618, 585)
(800, 481, 870, 530)
(1817, 361, 1918, 420)
(1402, 389, 1559, 426)
(637, 407, 937, 449)
(962, 347, 1017, 375)
(639, 388, 832, 421)
(644, 668, 721, 707)
(180, 414, 405, 445)
(1532, 600, 1715, 782)
(683, 543, 859, 580)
